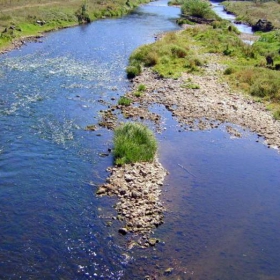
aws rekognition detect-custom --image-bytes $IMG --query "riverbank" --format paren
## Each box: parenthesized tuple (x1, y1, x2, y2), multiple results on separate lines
(0, 0, 150, 53)
(222, 0, 280, 29)
(127, 57, 280, 149)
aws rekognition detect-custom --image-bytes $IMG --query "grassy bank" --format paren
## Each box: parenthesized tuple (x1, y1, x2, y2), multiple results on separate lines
(222, 1, 280, 28)
(126, 0, 280, 117)
(0, 0, 150, 51)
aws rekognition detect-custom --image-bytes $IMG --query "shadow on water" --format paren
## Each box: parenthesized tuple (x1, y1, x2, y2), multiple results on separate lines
(1, 1, 280, 279)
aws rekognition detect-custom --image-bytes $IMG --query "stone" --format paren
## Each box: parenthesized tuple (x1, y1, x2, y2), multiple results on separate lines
(118, 228, 128, 235)
(252, 19, 273, 32)
(148, 238, 159, 246)
(96, 187, 107, 195)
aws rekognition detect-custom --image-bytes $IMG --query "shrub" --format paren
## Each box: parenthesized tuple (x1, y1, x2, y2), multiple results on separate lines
(126, 65, 141, 78)
(113, 122, 157, 165)
(170, 45, 187, 58)
(144, 51, 159, 66)
(118, 96, 132, 106)
(250, 79, 279, 99)
(181, 0, 214, 19)
(224, 67, 235, 75)
(75, 3, 91, 24)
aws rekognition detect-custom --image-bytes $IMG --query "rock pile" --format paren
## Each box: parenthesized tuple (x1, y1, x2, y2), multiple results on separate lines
(97, 159, 167, 236)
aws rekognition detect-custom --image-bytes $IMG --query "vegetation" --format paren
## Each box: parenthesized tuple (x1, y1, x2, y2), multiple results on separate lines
(118, 96, 132, 106)
(181, 0, 218, 20)
(126, 64, 141, 78)
(113, 122, 157, 165)
(138, 84, 146, 91)
(127, 31, 203, 78)
(127, 7, 280, 116)
(0, 0, 150, 51)
(222, 1, 280, 28)
(134, 84, 146, 97)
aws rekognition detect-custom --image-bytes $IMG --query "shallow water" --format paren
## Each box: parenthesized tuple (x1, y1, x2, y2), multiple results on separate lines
(1, 1, 280, 279)
(210, 0, 253, 35)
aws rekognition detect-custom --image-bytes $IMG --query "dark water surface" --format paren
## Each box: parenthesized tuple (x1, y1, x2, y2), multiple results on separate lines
(1, 1, 280, 279)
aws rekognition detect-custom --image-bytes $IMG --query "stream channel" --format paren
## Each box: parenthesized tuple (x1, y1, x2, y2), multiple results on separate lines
(1, 1, 280, 279)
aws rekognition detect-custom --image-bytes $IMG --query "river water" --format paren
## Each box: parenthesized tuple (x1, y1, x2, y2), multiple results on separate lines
(1, 1, 280, 279)
(210, 0, 253, 34)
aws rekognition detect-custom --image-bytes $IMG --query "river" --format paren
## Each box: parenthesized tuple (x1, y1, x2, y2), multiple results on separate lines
(1, 1, 280, 279)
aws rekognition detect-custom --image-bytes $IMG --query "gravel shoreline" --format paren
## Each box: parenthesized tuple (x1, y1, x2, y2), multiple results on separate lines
(128, 56, 280, 150)
(97, 159, 168, 246)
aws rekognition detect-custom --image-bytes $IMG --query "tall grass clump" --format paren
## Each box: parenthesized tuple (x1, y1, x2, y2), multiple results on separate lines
(233, 67, 280, 101)
(181, 0, 217, 19)
(113, 122, 157, 165)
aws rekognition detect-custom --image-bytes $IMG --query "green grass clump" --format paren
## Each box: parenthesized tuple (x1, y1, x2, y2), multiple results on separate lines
(138, 84, 146, 91)
(181, 0, 218, 20)
(181, 82, 200, 89)
(113, 122, 157, 165)
(224, 67, 235, 75)
(273, 110, 280, 120)
(127, 31, 202, 78)
(126, 64, 141, 78)
(254, 30, 280, 59)
(134, 84, 146, 97)
(232, 67, 280, 101)
(118, 96, 132, 106)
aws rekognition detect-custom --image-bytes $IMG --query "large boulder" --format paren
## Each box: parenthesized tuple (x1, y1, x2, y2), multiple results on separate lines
(252, 19, 274, 32)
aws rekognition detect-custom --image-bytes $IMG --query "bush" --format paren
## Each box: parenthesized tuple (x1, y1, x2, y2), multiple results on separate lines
(118, 96, 132, 106)
(75, 4, 91, 24)
(250, 79, 279, 99)
(144, 51, 159, 66)
(224, 67, 235, 75)
(171, 45, 187, 58)
(181, 0, 214, 19)
(113, 122, 157, 165)
(126, 65, 141, 78)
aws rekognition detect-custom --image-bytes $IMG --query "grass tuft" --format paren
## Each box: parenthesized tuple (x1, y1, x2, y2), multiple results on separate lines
(181, 0, 216, 19)
(113, 122, 157, 165)
(118, 96, 132, 106)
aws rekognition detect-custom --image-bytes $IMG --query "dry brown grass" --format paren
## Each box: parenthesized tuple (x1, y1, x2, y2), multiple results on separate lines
(223, 1, 280, 28)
